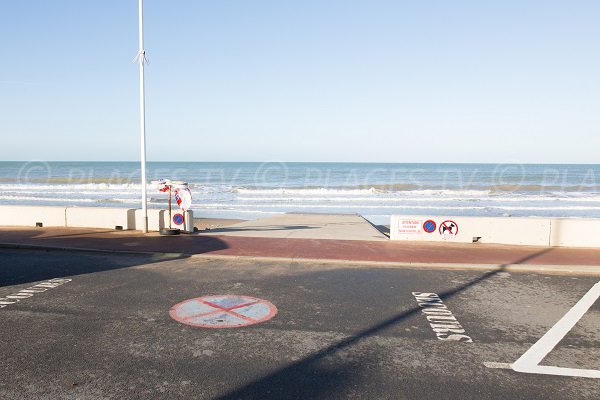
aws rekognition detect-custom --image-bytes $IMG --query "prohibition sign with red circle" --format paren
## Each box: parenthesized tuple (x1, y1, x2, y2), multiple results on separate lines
(423, 220, 437, 233)
(169, 295, 278, 328)
(439, 220, 458, 236)
(173, 213, 184, 226)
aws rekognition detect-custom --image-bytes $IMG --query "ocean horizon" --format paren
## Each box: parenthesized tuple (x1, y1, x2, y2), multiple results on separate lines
(1, 161, 599, 225)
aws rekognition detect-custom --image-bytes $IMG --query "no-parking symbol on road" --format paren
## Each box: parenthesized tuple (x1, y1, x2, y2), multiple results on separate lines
(169, 295, 278, 328)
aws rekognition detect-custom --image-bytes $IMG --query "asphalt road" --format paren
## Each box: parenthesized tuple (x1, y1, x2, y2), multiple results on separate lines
(0, 249, 598, 399)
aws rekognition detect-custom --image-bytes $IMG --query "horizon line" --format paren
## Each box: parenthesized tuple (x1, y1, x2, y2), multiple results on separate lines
(0, 160, 599, 166)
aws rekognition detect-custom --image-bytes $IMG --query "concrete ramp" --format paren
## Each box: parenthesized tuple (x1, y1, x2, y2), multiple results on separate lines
(201, 213, 388, 241)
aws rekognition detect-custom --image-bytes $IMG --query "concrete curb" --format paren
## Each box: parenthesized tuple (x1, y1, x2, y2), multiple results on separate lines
(0, 242, 185, 259)
(189, 254, 600, 276)
(2, 242, 599, 276)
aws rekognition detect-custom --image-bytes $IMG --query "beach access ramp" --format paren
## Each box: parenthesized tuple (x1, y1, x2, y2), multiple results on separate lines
(199, 213, 388, 241)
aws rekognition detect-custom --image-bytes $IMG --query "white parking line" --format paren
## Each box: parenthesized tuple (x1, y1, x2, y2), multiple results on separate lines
(510, 280, 600, 379)
(483, 362, 512, 369)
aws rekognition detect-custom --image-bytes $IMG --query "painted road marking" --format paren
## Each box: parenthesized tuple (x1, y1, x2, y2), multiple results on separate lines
(509, 280, 600, 379)
(483, 362, 512, 370)
(412, 292, 473, 342)
(0, 278, 72, 309)
(170, 295, 277, 328)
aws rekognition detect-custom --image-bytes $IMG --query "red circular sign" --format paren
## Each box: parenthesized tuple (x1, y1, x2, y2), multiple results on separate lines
(423, 220, 437, 233)
(439, 220, 458, 236)
(173, 213, 184, 225)
(170, 295, 278, 328)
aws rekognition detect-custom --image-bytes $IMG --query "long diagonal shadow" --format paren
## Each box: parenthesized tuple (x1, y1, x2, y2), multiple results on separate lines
(216, 248, 554, 400)
(32, 230, 118, 239)
(205, 225, 317, 234)
(0, 229, 227, 287)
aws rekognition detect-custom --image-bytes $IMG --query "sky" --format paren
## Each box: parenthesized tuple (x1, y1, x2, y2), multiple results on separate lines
(1, 1, 599, 163)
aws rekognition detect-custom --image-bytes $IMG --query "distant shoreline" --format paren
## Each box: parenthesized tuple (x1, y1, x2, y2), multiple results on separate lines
(2, 162, 599, 226)
(2, 161, 600, 166)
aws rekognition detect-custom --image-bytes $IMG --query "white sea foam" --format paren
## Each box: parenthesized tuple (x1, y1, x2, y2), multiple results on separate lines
(0, 195, 139, 204)
(0, 183, 141, 191)
(192, 203, 600, 211)
(230, 187, 600, 199)
(234, 195, 600, 203)
(3, 161, 600, 221)
(231, 187, 383, 195)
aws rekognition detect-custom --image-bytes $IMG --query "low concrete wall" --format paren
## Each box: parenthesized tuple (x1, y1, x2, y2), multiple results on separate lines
(0, 205, 66, 227)
(66, 207, 137, 230)
(550, 219, 600, 248)
(391, 215, 599, 248)
(0, 206, 193, 233)
(390, 215, 550, 245)
(134, 209, 165, 232)
(133, 209, 194, 233)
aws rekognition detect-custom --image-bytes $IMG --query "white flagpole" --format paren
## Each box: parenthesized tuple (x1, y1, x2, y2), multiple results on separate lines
(137, 0, 148, 233)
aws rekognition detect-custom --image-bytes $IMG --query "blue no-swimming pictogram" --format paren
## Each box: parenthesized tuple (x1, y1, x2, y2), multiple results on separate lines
(423, 220, 436, 233)
(173, 213, 184, 225)
(169, 295, 278, 328)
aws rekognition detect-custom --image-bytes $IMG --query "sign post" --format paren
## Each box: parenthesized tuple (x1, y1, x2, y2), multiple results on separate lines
(136, 0, 149, 233)
(168, 184, 172, 229)
(152, 179, 192, 235)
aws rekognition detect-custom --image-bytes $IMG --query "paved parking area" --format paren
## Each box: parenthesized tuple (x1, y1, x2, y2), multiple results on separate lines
(0, 249, 598, 399)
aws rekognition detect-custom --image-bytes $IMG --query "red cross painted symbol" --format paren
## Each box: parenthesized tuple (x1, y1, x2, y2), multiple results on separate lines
(169, 295, 278, 328)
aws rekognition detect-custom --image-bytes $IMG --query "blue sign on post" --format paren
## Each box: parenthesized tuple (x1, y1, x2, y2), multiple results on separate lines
(173, 213, 184, 226)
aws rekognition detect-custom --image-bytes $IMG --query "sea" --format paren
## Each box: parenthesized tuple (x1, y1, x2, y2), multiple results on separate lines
(1, 161, 600, 225)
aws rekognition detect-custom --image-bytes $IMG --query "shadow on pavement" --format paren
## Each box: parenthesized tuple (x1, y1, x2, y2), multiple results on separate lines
(0, 249, 188, 288)
(216, 248, 553, 400)
(0, 228, 230, 287)
(205, 225, 317, 234)
(0, 228, 230, 256)
(26, 230, 120, 239)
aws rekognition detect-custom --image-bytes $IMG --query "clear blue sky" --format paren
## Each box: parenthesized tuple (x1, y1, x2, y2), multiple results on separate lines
(1, 1, 599, 163)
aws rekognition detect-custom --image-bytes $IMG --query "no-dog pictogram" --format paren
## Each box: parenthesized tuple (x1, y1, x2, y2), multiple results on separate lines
(169, 295, 278, 328)
(439, 220, 458, 237)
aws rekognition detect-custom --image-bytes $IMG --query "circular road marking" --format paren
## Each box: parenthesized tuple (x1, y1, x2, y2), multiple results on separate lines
(169, 295, 278, 328)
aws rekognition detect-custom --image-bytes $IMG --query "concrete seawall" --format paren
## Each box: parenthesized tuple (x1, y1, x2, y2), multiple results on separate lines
(0, 206, 193, 233)
(1, 206, 597, 247)
(391, 215, 600, 248)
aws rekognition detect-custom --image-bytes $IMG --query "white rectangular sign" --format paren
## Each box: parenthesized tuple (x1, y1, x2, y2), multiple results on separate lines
(398, 219, 422, 234)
